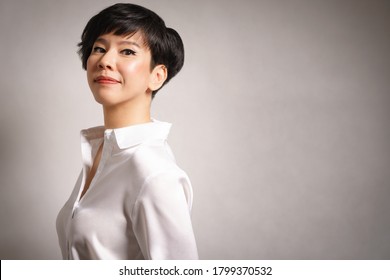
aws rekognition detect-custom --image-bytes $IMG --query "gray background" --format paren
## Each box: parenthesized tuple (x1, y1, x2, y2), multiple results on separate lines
(1, 0, 389, 259)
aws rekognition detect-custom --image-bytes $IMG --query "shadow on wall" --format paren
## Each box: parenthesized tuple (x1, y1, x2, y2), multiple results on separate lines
(0, 109, 61, 259)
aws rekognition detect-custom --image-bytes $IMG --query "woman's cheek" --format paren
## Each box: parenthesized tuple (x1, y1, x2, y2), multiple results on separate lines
(122, 61, 143, 76)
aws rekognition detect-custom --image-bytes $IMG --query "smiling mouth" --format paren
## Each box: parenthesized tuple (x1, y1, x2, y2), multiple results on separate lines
(94, 76, 121, 84)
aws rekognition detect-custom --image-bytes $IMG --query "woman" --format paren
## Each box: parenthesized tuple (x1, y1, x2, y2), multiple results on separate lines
(56, 3, 198, 260)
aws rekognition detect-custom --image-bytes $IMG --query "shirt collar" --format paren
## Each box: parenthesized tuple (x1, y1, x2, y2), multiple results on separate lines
(81, 119, 172, 149)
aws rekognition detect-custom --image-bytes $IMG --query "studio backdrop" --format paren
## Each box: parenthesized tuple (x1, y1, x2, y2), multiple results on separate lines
(0, 0, 389, 259)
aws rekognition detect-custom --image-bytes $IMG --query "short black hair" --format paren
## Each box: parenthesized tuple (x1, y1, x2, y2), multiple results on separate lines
(78, 3, 184, 97)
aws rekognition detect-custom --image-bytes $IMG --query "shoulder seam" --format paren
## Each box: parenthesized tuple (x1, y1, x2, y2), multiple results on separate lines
(130, 168, 186, 220)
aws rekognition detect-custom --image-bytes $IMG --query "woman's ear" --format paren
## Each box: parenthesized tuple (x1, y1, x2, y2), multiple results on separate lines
(148, 65, 168, 92)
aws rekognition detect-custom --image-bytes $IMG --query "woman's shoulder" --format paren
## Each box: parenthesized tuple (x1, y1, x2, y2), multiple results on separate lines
(123, 141, 192, 212)
(131, 140, 186, 181)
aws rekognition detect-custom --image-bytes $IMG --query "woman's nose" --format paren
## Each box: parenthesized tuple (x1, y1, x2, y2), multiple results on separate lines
(98, 52, 115, 70)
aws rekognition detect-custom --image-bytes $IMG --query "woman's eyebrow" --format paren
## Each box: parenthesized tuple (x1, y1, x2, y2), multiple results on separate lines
(95, 37, 141, 48)
(118, 40, 141, 48)
(95, 37, 108, 44)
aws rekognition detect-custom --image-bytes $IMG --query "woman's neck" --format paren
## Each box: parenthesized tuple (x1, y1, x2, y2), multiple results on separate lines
(103, 101, 152, 129)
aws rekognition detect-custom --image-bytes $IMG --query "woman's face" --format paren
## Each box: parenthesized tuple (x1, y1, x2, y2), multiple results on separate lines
(86, 32, 155, 107)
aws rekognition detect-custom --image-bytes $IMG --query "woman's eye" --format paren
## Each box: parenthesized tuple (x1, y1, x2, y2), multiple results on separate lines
(121, 49, 135, 56)
(92, 47, 105, 53)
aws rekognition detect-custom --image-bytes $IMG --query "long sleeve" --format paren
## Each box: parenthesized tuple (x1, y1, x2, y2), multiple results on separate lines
(131, 170, 198, 260)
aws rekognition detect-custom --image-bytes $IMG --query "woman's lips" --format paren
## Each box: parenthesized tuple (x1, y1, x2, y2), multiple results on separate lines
(94, 76, 121, 84)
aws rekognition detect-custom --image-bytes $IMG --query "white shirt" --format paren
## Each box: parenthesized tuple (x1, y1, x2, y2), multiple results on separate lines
(56, 120, 198, 259)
